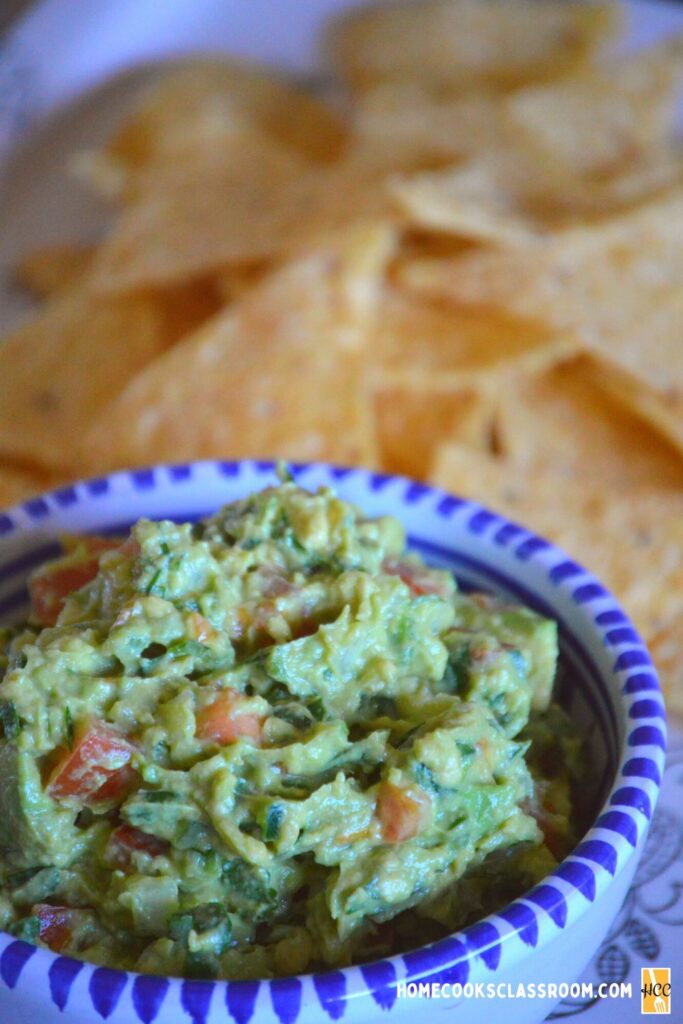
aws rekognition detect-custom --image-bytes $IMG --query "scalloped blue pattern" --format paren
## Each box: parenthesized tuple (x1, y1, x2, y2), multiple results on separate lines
(0, 941, 35, 988)
(498, 904, 538, 947)
(554, 862, 596, 902)
(526, 886, 568, 929)
(270, 977, 302, 1024)
(596, 810, 638, 847)
(0, 460, 666, 1024)
(313, 971, 347, 1020)
(464, 922, 501, 970)
(132, 975, 170, 1024)
(359, 960, 397, 1010)
(226, 979, 259, 1024)
(624, 672, 660, 693)
(89, 967, 127, 1019)
(49, 956, 83, 1011)
(181, 979, 214, 1024)
(610, 785, 652, 818)
(0, 514, 14, 535)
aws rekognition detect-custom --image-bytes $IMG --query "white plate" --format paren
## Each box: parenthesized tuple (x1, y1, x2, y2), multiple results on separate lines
(0, 4, 681, 1019)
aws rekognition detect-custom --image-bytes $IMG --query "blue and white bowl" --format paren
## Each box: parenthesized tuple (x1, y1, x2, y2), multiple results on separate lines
(0, 461, 666, 1024)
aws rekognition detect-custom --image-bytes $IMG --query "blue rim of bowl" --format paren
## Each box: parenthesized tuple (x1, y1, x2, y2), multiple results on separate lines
(0, 461, 667, 1024)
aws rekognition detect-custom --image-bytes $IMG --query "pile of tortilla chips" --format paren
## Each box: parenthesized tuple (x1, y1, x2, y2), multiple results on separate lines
(1, 0, 682, 711)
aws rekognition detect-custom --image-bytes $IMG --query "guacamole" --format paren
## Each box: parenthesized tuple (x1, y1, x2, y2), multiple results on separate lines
(0, 478, 582, 979)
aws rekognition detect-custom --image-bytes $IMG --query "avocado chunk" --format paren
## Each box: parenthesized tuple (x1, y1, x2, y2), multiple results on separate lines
(451, 594, 558, 710)
(0, 744, 82, 869)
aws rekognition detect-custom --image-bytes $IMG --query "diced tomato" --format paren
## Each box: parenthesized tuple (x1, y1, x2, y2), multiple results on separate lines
(30, 563, 100, 626)
(228, 593, 317, 650)
(290, 615, 320, 641)
(104, 824, 170, 871)
(47, 721, 135, 803)
(256, 568, 294, 598)
(196, 690, 262, 745)
(225, 606, 250, 643)
(29, 537, 121, 626)
(187, 611, 218, 644)
(225, 601, 278, 649)
(376, 782, 429, 844)
(89, 762, 140, 805)
(32, 904, 75, 953)
(383, 559, 452, 598)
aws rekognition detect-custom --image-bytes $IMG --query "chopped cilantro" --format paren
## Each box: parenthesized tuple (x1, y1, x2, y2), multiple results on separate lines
(413, 762, 440, 792)
(0, 700, 20, 740)
(64, 706, 74, 749)
(456, 741, 476, 765)
(10, 915, 40, 942)
(263, 804, 285, 842)
(306, 695, 326, 721)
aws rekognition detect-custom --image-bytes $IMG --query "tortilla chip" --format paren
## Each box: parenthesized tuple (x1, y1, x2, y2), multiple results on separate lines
(0, 467, 56, 510)
(390, 141, 683, 248)
(327, 0, 620, 93)
(494, 353, 683, 490)
(389, 160, 550, 246)
(77, 60, 348, 200)
(0, 279, 219, 474)
(83, 229, 393, 471)
(400, 189, 683, 416)
(90, 138, 402, 292)
(507, 35, 683, 181)
(372, 385, 495, 481)
(356, 85, 509, 165)
(368, 286, 572, 385)
(89, 136, 308, 290)
(431, 444, 683, 664)
(213, 264, 271, 306)
(15, 244, 95, 299)
(585, 352, 683, 454)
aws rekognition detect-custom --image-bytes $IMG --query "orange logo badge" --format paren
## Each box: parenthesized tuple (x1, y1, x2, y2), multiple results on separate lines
(641, 968, 671, 1015)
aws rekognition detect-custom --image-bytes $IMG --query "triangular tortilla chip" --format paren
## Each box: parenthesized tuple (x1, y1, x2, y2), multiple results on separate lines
(90, 139, 402, 292)
(77, 60, 348, 200)
(431, 444, 683, 662)
(327, 0, 619, 93)
(83, 227, 393, 471)
(0, 288, 189, 473)
(507, 35, 683, 180)
(372, 384, 495, 481)
(389, 159, 551, 246)
(494, 353, 683, 490)
(369, 286, 571, 385)
(399, 189, 683, 426)
(15, 243, 95, 299)
(356, 85, 509, 165)
(89, 136, 307, 290)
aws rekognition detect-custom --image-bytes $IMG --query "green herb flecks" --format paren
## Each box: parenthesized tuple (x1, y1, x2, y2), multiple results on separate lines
(64, 706, 75, 749)
(263, 804, 285, 842)
(0, 700, 20, 740)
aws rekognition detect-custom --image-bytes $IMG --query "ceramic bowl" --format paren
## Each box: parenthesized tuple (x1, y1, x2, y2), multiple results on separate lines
(0, 461, 665, 1024)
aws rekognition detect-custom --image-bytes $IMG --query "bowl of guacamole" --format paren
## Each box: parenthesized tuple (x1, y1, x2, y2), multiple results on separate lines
(0, 463, 664, 1024)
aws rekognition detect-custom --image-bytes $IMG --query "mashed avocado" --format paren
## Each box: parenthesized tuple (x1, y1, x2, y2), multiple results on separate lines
(0, 478, 582, 979)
